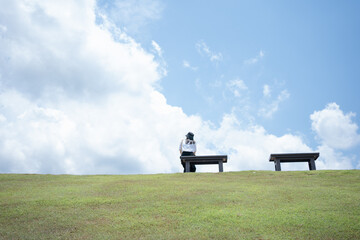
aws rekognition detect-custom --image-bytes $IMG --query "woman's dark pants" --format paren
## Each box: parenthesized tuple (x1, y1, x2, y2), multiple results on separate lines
(181, 151, 196, 172)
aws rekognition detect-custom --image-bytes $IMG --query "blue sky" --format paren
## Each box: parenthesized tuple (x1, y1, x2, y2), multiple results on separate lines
(153, 1, 360, 139)
(0, 0, 359, 174)
(122, 0, 360, 160)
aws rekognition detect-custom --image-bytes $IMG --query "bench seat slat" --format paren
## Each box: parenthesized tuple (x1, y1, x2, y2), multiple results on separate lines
(180, 155, 227, 163)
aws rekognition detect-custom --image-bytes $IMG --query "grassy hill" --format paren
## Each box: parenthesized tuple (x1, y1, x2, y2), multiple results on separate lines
(0, 170, 359, 239)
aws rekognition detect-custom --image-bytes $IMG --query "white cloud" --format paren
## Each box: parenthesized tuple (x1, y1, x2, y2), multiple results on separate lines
(0, 0, 161, 98)
(227, 79, 248, 97)
(151, 40, 167, 77)
(151, 40, 162, 57)
(0, 0, 174, 174)
(315, 145, 354, 170)
(263, 84, 271, 97)
(0, 1, 357, 174)
(244, 50, 264, 65)
(259, 50, 264, 58)
(183, 60, 198, 71)
(228, 79, 248, 90)
(196, 113, 313, 171)
(309, 103, 360, 170)
(258, 90, 290, 118)
(310, 103, 360, 150)
(183, 60, 190, 68)
(196, 40, 223, 62)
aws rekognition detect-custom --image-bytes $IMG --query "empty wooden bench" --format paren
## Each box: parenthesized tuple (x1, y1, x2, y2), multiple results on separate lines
(269, 153, 320, 171)
(180, 155, 228, 173)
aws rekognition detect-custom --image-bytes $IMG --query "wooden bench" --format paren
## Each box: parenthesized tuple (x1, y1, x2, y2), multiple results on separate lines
(269, 153, 320, 171)
(180, 155, 228, 173)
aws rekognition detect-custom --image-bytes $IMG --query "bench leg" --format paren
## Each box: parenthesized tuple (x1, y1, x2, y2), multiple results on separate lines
(185, 161, 190, 173)
(218, 160, 223, 172)
(309, 159, 316, 170)
(275, 159, 281, 171)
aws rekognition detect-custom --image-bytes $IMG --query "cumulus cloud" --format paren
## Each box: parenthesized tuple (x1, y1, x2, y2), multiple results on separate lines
(315, 145, 354, 170)
(196, 40, 223, 62)
(0, 0, 161, 99)
(0, 1, 358, 174)
(197, 113, 312, 171)
(311, 103, 360, 149)
(0, 0, 176, 174)
(309, 103, 360, 170)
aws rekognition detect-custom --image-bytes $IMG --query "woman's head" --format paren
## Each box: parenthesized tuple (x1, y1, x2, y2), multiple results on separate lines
(186, 132, 194, 140)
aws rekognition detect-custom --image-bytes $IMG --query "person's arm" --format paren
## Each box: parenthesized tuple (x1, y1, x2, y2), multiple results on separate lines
(179, 140, 183, 154)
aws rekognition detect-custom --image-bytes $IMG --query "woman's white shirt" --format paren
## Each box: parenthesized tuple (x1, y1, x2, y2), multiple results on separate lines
(179, 139, 197, 153)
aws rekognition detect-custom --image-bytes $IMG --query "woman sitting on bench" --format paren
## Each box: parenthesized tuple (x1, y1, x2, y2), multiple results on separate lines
(179, 132, 197, 172)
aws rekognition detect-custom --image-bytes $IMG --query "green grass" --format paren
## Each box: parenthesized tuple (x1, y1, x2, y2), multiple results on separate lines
(0, 170, 359, 239)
